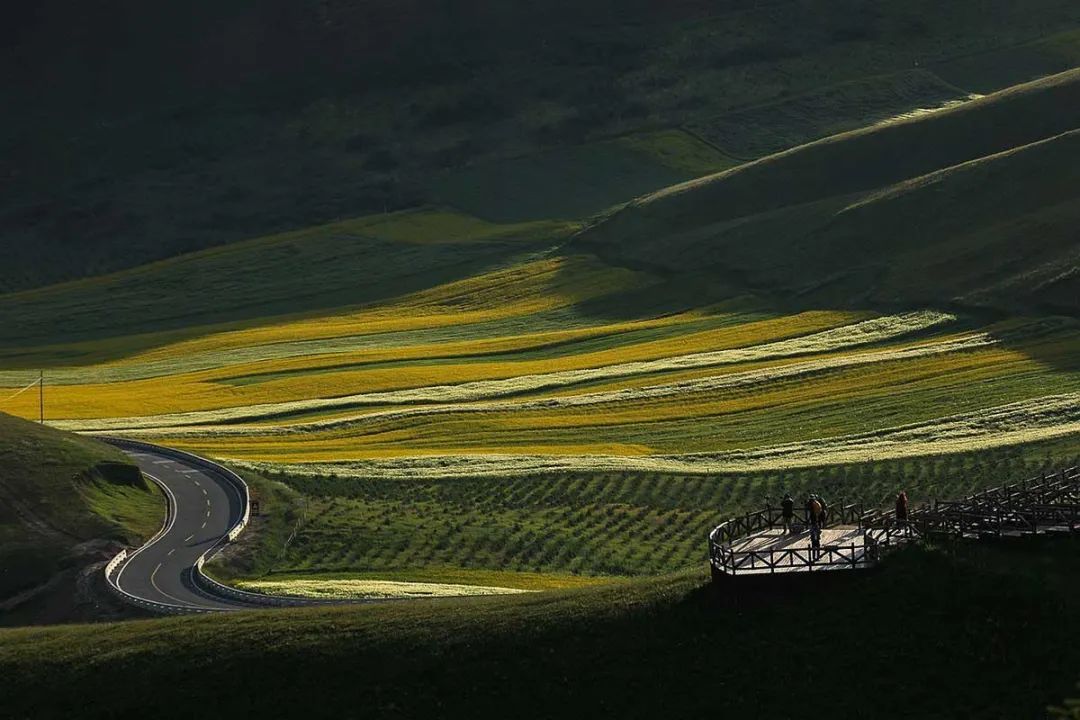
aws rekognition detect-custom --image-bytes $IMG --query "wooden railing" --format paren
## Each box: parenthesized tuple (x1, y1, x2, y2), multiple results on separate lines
(716, 541, 871, 575)
(709, 466, 1080, 579)
(708, 499, 875, 576)
(919, 467, 1080, 540)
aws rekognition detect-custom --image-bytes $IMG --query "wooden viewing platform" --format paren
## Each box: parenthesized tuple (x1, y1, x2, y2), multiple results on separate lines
(709, 466, 1079, 580)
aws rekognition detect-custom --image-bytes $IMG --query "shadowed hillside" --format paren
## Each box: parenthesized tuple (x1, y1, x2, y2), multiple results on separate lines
(3, 540, 1080, 719)
(2, 0, 1077, 291)
(575, 69, 1080, 314)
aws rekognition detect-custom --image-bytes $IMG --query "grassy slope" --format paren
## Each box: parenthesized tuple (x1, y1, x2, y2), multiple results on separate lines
(575, 68, 1080, 314)
(2, 539, 1080, 719)
(430, 129, 737, 222)
(0, 208, 578, 353)
(0, 411, 161, 600)
(689, 68, 972, 159)
(934, 27, 1080, 92)
(2, 0, 1077, 291)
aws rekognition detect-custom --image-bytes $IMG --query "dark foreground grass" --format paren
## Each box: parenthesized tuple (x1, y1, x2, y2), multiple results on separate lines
(2, 538, 1079, 719)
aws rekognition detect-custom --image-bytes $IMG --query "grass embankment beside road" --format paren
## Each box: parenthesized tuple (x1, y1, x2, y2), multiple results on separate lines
(0, 412, 162, 614)
(3, 539, 1080, 719)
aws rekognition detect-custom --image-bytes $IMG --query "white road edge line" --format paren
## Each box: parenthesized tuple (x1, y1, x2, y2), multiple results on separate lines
(150, 561, 195, 607)
(115, 472, 177, 592)
(116, 472, 203, 609)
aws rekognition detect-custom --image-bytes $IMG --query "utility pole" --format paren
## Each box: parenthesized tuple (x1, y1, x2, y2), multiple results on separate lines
(39, 370, 43, 424)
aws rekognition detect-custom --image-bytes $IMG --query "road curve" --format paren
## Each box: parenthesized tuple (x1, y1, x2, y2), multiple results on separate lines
(111, 444, 250, 611)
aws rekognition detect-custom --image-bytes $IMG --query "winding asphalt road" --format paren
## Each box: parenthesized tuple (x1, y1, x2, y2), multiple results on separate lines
(113, 446, 248, 611)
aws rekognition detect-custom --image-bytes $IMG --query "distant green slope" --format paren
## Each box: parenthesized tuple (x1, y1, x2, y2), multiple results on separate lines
(0, 208, 577, 355)
(430, 130, 736, 223)
(575, 69, 1080, 314)
(2, 0, 1077, 291)
(0, 412, 161, 604)
(2, 540, 1080, 719)
(689, 69, 971, 159)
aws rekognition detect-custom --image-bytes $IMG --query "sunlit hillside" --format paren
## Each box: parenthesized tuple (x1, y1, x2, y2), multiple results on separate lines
(2, 72, 1078, 489)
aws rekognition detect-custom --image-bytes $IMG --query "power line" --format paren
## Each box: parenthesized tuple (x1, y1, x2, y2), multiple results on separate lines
(0, 377, 40, 403)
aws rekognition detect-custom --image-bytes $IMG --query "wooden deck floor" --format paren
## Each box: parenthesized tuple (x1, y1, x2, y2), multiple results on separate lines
(729, 525, 864, 553)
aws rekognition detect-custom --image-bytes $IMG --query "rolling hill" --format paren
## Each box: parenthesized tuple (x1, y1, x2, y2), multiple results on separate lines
(574, 69, 1080, 314)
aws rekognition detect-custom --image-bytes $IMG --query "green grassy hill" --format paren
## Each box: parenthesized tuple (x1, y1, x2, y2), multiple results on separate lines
(2, 0, 1077, 291)
(2, 539, 1080, 719)
(0, 412, 161, 619)
(575, 68, 1080, 314)
(0, 208, 578, 355)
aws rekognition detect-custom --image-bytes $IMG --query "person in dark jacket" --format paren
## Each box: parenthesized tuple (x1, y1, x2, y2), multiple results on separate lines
(806, 495, 824, 556)
(895, 490, 909, 527)
(781, 493, 795, 534)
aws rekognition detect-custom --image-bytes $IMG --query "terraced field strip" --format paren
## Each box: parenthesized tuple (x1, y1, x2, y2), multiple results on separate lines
(92, 331, 998, 439)
(43, 310, 945, 430)
(236, 577, 530, 600)
(220, 392, 1080, 479)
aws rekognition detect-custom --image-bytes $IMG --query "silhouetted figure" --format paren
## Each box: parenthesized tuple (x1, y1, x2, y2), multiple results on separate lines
(818, 495, 829, 526)
(896, 490, 909, 527)
(781, 493, 795, 534)
(807, 495, 824, 557)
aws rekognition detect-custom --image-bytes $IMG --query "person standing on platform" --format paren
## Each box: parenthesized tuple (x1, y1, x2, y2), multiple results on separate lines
(781, 493, 795, 534)
(807, 495, 823, 558)
(896, 490, 910, 529)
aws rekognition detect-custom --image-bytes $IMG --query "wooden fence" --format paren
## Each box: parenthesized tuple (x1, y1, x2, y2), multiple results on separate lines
(709, 466, 1079, 579)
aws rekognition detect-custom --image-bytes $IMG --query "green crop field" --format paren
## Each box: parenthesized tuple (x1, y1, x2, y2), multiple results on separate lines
(215, 440, 1080, 587)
